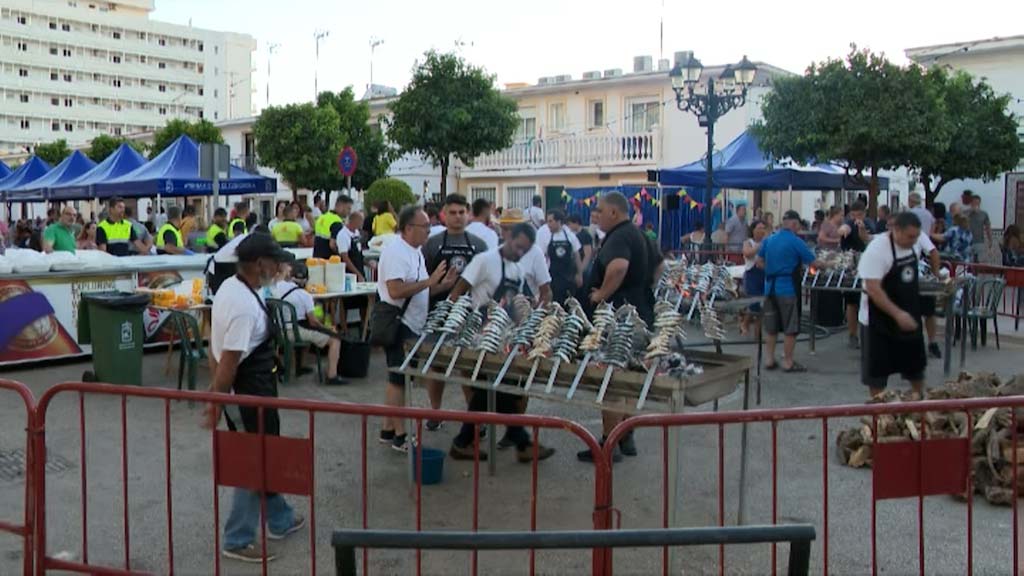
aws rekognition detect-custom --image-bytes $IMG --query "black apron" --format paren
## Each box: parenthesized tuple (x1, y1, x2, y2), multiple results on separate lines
(224, 277, 281, 436)
(431, 231, 477, 305)
(867, 237, 926, 379)
(547, 229, 576, 304)
(492, 255, 526, 304)
(346, 229, 365, 276)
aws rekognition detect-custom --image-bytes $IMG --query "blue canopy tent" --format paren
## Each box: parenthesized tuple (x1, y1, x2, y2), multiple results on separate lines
(0, 157, 53, 202)
(658, 131, 888, 191)
(6, 150, 96, 202)
(0, 160, 11, 180)
(50, 143, 148, 201)
(93, 135, 277, 198)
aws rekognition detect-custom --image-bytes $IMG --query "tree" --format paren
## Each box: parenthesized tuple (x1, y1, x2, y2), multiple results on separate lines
(150, 119, 223, 158)
(364, 178, 416, 213)
(253, 103, 343, 200)
(386, 51, 519, 197)
(752, 47, 948, 216)
(87, 134, 148, 163)
(316, 88, 390, 191)
(34, 139, 72, 165)
(913, 68, 1023, 207)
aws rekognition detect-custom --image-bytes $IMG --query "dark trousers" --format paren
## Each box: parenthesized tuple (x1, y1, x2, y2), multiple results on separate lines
(453, 389, 531, 450)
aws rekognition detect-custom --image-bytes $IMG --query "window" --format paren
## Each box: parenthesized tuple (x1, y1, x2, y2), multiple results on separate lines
(63, 73, 72, 82)
(19, 94, 29, 103)
(158, 84, 166, 92)
(51, 72, 59, 81)
(64, 98, 72, 107)
(198, 42, 204, 52)
(158, 107, 166, 115)
(50, 47, 59, 55)
(49, 22, 57, 30)
(91, 24, 97, 31)
(515, 107, 536, 140)
(93, 97, 99, 104)
(627, 96, 660, 133)
(214, 67, 219, 77)
(198, 110, 204, 119)
(112, 31, 120, 39)
(19, 69, 28, 77)
(213, 89, 218, 98)
(588, 100, 605, 129)
(113, 127, 122, 136)
(214, 46, 218, 54)
(17, 16, 27, 25)
(93, 72, 101, 81)
(198, 87, 204, 96)
(137, 31, 145, 40)
(548, 102, 566, 132)
(214, 111, 219, 119)
(65, 123, 73, 132)
(139, 55, 146, 63)
(112, 78, 121, 87)
(197, 64, 204, 74)
(17, 42, 28, 51)
(62, 23, 70, 32)
(113, 103, 121, 111)
(111, 55, 121, 63)
(52, 121, 60, 131)
(51, 97, 59, 106)
(158, 38, 166, 46)
(63, 48, 71, 57)
(470, 186, 497, 206)
(21, 119, 30, 130)
(158, 61, 166, 69)
(505, 185, 538, 210)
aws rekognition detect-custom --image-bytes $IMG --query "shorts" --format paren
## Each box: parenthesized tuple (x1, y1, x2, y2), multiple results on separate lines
(859, 325, 925, 389)
(844, 292, 861, 307)
(919, 296, 936, 317)
(296, 326, 332, 349)
(385, 324, 417, 386)
(764, 295, 800, 336)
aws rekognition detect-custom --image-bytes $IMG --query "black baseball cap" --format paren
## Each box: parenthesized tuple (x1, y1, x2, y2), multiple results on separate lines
(236, 233, 294, 263)
(782, 210, 801, 222)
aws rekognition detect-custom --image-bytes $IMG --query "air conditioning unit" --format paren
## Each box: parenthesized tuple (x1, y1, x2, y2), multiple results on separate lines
(658, 59, 670, 72)
(537, 77, 552, 85)
(633, 55, 653, 73)
(553, 74, 572, 83)
(603, 68, 623, 78)
(582, 71, 601, 80)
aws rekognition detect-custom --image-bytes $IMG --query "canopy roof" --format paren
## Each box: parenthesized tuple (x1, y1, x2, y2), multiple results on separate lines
(6, 150, 97, 201)
(94, 135, 276, 198)
(0, 160, 10, 180)
(658, 131, 888, 191)
(0, 157, 52, 201)
(50, 143, 147, 201)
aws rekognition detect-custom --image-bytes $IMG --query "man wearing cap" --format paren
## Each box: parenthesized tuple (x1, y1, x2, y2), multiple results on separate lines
(202, 233, 304, 563)
(313, 195, 354, 259)
(757, 210, 818, 372)
(272, 260, 346, 386)
(156, 206, 192, 255)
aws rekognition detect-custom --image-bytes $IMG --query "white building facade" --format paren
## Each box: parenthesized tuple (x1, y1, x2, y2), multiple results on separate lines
(0, 0, 254, 157)
(906, 35, 1024, 229)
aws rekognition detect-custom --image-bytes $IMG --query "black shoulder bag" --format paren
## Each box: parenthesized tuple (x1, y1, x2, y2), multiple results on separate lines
(368, 295, 412, 347)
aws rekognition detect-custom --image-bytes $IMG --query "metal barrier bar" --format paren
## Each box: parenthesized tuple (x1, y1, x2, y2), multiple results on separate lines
(32, 381, 606, 576)
(0, 379, 36, 576)
(331, 526, 816, 576)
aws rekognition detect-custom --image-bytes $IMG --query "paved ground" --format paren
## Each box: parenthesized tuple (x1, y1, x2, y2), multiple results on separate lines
(1, 319, 1023, 576)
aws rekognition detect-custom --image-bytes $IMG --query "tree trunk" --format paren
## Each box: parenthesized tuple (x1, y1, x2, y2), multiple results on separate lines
(868, 165, 879, 219)
(439, 156, 449, 200)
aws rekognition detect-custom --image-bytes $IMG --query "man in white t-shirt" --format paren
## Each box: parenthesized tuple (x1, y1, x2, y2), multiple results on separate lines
(467, 198, 500, 250)
(272, 261, 345, 386)
(203, 233, 304, 563)
(535, 209, 583, 303)
(857, 211, 930, 398)
(497, 208, 552, 304)
(376, 206, 457, 452)
(527, 195, 545, 229)
(335, 211, 366, 282)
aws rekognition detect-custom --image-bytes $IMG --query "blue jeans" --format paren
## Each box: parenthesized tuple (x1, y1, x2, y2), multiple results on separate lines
(223, 488, 295, 550)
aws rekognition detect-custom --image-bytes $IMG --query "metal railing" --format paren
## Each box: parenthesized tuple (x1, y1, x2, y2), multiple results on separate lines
(470, 131, 659, 171)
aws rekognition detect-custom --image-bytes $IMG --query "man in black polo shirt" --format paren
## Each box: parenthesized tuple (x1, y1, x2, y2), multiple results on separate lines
(578, 191, 662, 463)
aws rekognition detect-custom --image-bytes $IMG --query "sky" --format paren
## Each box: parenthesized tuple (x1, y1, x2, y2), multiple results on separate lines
(152, 0, 1024, 113)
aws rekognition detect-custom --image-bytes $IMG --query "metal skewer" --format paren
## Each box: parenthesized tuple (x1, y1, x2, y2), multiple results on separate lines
(523, 358, 542, 391)
(492, 347, 519, 388)
(399, 333, 429, 371)
(566, 352, 591, 399)
(420, 333, 447, 374)
(636, 361, 659, 410)
(544, 358, 562, 393)
(596, 365, 615, 403)
(471, 351, 487, 381)
(444, 346, 463, 378)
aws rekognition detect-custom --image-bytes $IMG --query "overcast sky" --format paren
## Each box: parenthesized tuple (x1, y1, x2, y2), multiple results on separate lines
(153, 0, 1023, 112)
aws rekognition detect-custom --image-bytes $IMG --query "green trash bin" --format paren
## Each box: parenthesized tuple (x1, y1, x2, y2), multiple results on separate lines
(77, 291, 151, 385)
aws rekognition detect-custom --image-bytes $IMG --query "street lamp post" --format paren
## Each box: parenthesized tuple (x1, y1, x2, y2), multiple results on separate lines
(669, 54, 757, 257)
(267, 43, 280, 108)
(314, 30, 330, 100)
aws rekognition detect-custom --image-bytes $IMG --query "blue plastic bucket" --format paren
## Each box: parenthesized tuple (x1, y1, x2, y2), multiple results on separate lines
(412, 447, 445, 485)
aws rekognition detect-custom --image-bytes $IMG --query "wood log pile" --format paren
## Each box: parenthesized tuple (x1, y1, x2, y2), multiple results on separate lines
(836, 371, 1024, 506)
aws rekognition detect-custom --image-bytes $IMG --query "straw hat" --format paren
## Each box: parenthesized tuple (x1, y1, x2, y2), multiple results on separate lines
(498, 207, 527, 225)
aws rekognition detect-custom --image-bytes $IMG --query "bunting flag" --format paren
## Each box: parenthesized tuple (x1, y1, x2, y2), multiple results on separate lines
(689, 200, 699, 209)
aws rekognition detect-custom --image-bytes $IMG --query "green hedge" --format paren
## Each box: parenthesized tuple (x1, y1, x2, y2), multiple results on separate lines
(364, 178, 416, 211)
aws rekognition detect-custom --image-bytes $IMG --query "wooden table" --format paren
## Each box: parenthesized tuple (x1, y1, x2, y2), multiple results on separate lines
(312, 285, 378, 340)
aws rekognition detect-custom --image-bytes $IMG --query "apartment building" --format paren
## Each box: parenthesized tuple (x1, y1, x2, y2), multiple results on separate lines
(0, 0, 255, 156)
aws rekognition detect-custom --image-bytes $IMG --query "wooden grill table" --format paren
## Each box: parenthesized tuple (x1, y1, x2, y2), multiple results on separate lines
(802, 276, 966, 376)
(390, 340, 754, 525)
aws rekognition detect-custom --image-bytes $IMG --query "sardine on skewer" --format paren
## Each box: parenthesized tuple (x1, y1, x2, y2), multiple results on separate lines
(568, 302, 615, 399)
(399, 299, 452, 371)
(525, 303, 564, 391)
(595, 305, 639, 403)
(493, 303, 547, 388)
(421, 295, 473, 374)
(471, 302, 511, 381)
(445, 308, 484, 378)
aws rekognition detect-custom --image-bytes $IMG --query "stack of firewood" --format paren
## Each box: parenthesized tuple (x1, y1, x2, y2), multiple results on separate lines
(836, 371, 1024, 505)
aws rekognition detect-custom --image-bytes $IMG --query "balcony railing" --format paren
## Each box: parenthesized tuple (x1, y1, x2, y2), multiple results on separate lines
(234, 155, 260, 174)
(469, 131, 659, 172)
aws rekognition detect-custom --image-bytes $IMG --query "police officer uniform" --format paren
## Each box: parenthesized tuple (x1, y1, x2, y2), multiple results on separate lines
(156, 222, 184, 254)
(313, 212, 343, 259)
(228, 217, 248, 239)
(97, 219, 134, 257)
(206, 222, 227, 253)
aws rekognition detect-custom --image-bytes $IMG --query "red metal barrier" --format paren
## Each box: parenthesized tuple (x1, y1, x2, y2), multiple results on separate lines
(601, 397, 1024, 576)
(32, 382, 608, 576)
(0, 379, 35, 576)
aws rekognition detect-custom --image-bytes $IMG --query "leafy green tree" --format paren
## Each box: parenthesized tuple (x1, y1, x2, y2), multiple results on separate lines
(386, 51, 519, 197)
(753, 47, 947, 216)
(253, 103, 342, 200)
(364, 178, 416, 213)
(150, 119, 223, 158)
(316, 88, 390, 191)
(34, 139, 72, 165)
(87, 134, 148, 163)
(913, 68, 1023, 207)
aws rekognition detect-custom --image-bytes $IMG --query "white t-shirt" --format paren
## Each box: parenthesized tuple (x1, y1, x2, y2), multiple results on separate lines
(459, 248, 526, 309)
(535, 225, 581, 258)
(466, 221, 499, 251)
(272, 280, 314, 320)
(857, 232, 932, 325)
(211, 275, 269, 362)
(335, 226, 361, 255)
(376, 236, 429, 334)
(527, 206, 546, 229)
(517, 244, 552, 296)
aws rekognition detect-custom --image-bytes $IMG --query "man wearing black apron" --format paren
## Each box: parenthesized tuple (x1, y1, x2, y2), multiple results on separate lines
(336, 211, 367, 282)
(419, 194, 487, 424)
(858, 212, 927, 398)
(201, 233, 304, 563)
(447, 222, 556, 463)
(538, 209, 583, 304)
